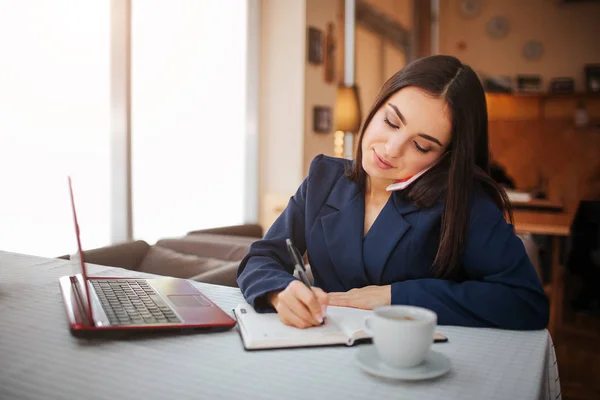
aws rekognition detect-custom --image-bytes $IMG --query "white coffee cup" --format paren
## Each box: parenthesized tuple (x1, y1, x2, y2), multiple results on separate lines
(364, 305, 437, 369)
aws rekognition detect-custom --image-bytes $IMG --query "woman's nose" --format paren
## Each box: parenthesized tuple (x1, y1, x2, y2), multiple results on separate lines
(385, 133, 408, 158)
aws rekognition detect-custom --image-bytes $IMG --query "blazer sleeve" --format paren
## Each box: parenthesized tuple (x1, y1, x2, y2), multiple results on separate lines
(390, 197, 550, 330)
(236, 156, 321, 311)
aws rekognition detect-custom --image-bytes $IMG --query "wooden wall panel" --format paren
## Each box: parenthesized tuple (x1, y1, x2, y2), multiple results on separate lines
(489, 119, 600, 213)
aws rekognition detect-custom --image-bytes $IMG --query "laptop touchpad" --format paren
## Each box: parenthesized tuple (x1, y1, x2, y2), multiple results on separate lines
(168, 295, 211, 307)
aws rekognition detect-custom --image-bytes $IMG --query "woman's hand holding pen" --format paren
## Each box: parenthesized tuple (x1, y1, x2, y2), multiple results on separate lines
(268, 281, 329, 329)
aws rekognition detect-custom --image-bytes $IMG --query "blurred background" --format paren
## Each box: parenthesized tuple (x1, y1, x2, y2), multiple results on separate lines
(0, 1, 599, 398)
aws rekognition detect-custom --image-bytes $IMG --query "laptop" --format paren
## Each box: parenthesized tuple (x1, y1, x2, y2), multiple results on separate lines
(58, 177, 237, 337)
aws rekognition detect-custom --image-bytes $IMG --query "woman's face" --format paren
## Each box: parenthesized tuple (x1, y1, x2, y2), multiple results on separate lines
(361, 87, 452, 185)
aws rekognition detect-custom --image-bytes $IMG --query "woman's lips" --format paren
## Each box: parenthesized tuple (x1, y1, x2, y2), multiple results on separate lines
(373, 150, 394, 170)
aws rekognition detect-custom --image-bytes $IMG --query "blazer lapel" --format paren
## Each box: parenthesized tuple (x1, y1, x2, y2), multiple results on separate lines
(321, 177, 370, 290)
(365, 192, 420, 283)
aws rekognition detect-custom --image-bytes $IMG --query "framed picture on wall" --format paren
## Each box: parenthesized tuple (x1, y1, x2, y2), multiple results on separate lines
(324, 22, 336, 83)
(307, 27, 323, 65)
(313, 106, 332, 133)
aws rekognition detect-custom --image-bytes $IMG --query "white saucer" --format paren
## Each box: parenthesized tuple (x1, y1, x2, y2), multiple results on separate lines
(356, 346, 451, 381)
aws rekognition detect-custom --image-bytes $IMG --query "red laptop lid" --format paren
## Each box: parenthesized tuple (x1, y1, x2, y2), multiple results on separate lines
(67, 177, 94, 326)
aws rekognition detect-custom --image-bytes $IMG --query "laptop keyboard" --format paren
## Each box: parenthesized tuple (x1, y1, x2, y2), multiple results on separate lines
(91, 280, 181, 326)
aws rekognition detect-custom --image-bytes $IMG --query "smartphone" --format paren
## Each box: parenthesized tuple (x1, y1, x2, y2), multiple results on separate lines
(386, 162, 436, 192)
(434, 332, 449, 343)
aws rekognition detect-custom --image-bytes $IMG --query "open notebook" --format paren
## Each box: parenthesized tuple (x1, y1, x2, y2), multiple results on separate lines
(233, 302, 447, 350)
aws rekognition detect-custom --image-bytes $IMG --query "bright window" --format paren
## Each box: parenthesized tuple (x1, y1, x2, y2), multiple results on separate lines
(131, 0, 248, 243)
(0, 1, 110, 257)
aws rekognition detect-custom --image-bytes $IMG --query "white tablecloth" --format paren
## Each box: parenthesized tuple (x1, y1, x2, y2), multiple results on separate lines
(0, 251, 561, 400)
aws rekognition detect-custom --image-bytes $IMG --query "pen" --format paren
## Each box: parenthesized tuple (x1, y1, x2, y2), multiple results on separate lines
(285, 238, 312, 288)
(285, 238, 325, 325)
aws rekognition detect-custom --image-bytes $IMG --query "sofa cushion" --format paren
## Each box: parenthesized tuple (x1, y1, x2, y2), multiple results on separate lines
(155, 234, 255, 262)
(76, 240, 150, 271)
(187, 224, 263, 239)
(190, 260, 240, 287)
(138, 245, 232, 279)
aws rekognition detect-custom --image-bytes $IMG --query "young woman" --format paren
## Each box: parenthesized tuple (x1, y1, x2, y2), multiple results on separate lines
(237, 55, 549, 330)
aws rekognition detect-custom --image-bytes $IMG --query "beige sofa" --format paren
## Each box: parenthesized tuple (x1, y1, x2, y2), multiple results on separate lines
(59, 223, 540, 289)
(58, 224, 263, 287)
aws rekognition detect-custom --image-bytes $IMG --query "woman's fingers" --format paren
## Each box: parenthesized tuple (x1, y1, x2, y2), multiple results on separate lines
(312, 287, 329, 314)
(277, 300, 313, 329)
(274, 280, 329, 327)
(292, 283, 324, 323)
(279, 289, 320, 325)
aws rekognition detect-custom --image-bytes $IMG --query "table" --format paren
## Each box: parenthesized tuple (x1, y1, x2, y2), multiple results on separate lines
(0, 251, 561, 400)
(513, 211, 572, 337)
(511, 199, 565, 213)
(513, 211, 571, 237)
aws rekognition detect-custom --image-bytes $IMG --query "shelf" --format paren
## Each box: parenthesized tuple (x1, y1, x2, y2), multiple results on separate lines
(486, 92, 600, 100)
(486, 91, 600, 120)
(510, 198, 564, 212)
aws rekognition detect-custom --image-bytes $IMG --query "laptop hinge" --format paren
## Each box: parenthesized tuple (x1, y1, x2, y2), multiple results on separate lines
(70, 276, 93, 326)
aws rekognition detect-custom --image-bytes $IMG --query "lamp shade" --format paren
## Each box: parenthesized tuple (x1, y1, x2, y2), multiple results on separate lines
(335, 85, 361, 133)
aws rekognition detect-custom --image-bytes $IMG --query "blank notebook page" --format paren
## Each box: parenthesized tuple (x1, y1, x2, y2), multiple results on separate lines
(324, 306, 372, 338)
(235, 303, 375, 349)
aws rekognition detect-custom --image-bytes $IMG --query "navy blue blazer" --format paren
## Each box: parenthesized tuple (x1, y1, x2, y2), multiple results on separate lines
(237, 155, 549, 330)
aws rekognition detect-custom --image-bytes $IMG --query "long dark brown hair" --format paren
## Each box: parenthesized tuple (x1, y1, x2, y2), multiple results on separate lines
(348, 55, 512, 279)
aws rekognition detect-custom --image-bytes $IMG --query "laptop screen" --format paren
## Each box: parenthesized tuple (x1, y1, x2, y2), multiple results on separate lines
(68, 177, 95, 326)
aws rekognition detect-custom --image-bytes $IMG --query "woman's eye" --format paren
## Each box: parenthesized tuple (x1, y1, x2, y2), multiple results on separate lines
(384, 117, 399, 129)
(414, 141, 430, 154)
